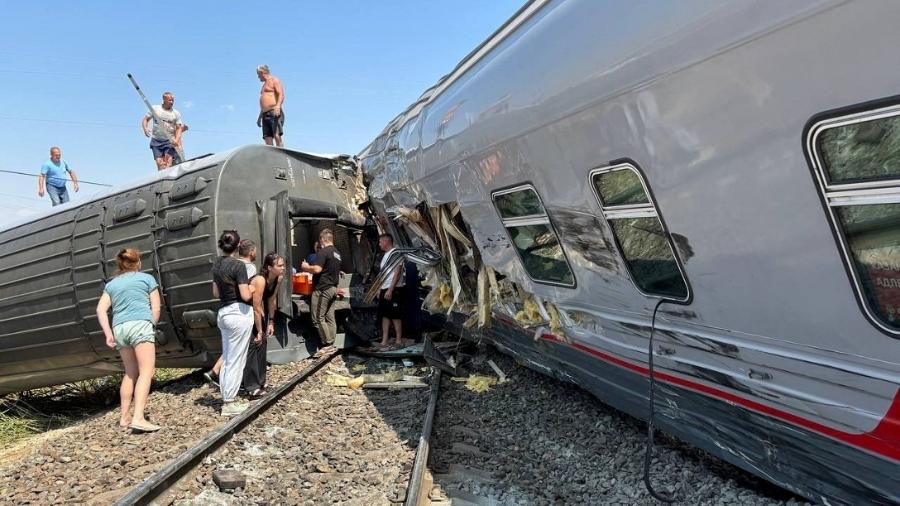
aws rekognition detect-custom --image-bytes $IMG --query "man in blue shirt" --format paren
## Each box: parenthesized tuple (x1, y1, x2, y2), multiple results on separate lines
(38, 146, 79, 206)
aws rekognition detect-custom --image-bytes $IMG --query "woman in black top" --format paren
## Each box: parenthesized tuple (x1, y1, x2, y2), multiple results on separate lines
(244, 252, 285, 397)
(211, 230, 255, 417)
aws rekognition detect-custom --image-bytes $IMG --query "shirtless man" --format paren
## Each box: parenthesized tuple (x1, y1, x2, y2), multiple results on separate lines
(256, 65, 285, 147)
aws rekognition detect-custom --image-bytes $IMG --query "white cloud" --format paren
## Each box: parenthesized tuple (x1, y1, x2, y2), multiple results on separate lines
(220, 104, 235, 112)
(182, 100, 195, 109)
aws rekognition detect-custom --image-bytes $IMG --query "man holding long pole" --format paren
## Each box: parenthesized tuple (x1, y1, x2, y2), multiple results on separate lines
(140, 91, 184, 170)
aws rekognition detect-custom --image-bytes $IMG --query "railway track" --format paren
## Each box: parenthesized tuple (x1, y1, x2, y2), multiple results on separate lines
(112, 351, 338, 505)
(0, 343, 812, 505)
(109, 352, 443, 505)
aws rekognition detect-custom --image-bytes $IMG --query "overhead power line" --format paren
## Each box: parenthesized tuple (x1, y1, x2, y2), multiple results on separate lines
(0, 169, 112, 187)
(0, 116, 251, 135)
(0, 191, 45, 203)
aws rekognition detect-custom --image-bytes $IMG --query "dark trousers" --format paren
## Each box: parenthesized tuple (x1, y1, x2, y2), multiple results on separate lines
(242, 325, 268, 391)
(311, 286, 337, 346)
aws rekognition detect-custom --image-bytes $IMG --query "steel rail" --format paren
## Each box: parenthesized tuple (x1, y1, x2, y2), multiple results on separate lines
(404, 368, 442, 506)
(113, 351, 337, 506)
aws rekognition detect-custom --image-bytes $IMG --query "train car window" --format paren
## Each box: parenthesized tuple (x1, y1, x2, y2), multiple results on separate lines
(817, 114, 900, 185)
(835, 204, 900, 326)
(590, 164, 688, 300)
(494, 188, 545, 219)
(594, 167, 650, 207)
(809, 105, 900, 333)
(491, 185, 575, 287)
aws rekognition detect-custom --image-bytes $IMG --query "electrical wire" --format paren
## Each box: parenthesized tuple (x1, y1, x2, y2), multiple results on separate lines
(0, 191, 44, 203)
(0, 169, 112, 187)
(643, 298, 677, 503)
(0, 116, 252, 135)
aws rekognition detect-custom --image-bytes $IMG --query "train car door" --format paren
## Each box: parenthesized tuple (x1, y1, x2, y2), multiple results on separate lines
(89, 183, 190, 359)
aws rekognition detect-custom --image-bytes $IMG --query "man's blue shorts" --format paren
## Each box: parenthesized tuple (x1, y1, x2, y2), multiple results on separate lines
(150, 138, 179, 162)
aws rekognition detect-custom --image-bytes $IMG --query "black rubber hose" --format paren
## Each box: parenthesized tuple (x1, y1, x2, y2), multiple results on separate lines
(643, 298, 677, 503)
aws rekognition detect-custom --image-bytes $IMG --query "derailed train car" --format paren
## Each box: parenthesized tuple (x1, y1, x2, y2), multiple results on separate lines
(360, 1, 900, 504)
(0, 145, 376, 395)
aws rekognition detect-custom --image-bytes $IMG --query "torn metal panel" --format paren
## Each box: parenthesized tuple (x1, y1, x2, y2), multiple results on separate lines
(362, 246, 442, 304)
(387, 205, 438, 250)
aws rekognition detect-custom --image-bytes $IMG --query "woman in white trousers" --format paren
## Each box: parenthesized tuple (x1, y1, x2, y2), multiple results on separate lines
(211, 230, 255, 417)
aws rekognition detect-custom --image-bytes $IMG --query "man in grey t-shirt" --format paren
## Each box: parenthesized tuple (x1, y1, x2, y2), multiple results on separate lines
(141, 91, 184, 171)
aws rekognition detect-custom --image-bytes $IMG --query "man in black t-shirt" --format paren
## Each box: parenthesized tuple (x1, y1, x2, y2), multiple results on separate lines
(300, 228, 342, 354)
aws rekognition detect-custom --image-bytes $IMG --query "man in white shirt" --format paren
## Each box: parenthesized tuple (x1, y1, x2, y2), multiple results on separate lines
(141, 92, 184, 170)
(377, 233, 405, 348)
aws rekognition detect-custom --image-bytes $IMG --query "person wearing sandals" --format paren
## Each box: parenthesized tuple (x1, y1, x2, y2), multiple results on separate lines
(245, 252, 285, 398)
(96, 248, 162, 433)
(212, 230, 255, 417)
(377, 233, 406, 349)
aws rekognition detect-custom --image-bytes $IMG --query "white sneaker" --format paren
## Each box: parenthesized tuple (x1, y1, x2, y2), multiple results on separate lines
(221, 401, 249, 417)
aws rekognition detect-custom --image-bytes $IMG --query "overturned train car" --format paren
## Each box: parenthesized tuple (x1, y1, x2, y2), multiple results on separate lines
(360, 1, 900, 504)
(0, 145, 377, 395)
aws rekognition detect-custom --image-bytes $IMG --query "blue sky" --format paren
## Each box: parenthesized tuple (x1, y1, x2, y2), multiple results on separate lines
(0, 0, 524, 226)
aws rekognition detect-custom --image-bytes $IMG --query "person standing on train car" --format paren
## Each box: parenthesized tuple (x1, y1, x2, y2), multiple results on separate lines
(141, 91, 184, 170)
(95, 248, 161, 432)
(245, 252, 285, 398)
(256, 65, 285, 147)
(211, 230, 255, 417)
(37, 146, 79, 206)
(300, 229, 341, 355)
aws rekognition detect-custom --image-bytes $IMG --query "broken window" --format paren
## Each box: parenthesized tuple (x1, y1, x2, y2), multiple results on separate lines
(491, 185, 575, 287)
(810, 104, 900, 333)
(590, 164, 688, 300)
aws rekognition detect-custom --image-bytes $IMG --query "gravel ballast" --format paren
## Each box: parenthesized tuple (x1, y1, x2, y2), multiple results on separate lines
(0, 345, 815, 505)
(427, 347, 812, 506)
(166, 355, 430, 505)
(0, 360, 314, 505)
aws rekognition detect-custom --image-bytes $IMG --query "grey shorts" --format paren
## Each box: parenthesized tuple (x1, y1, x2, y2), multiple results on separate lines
(113, 320, 156, 349)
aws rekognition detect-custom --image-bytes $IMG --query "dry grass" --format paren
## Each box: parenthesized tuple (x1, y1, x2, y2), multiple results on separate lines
(0, 368, 194, 450)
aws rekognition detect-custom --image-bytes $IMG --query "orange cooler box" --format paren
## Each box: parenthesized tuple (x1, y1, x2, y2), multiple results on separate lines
(292, 273, 313, 295)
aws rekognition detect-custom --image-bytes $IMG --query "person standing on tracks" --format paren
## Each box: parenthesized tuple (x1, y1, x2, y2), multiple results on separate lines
(141, 91, 184, 170)
(300, 229, 341, 355)
(246, 252, 285, 397)
(204, 239, 258, 387)
(212, 230, 255, 417)
(377, 233, 406, 349)
(238, 239, 258, 278)
(256, 65, 285, 147)
(38, 146, 79, 206)
(95, 248, 162, 432)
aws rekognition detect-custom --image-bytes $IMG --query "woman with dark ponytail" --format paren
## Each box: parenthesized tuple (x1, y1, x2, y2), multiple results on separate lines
(244, 252, 286, 397)
(211, 230, 255, 417)
(96, 248, 162, 432)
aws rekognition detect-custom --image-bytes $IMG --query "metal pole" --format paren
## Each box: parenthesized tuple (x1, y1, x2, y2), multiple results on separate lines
(126, 73, 185, 164)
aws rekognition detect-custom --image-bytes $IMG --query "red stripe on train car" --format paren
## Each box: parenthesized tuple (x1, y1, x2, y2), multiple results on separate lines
(533, 332, 900, 461)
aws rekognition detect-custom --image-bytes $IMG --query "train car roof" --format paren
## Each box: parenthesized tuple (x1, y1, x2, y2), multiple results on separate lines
(1, 145, 352, 233)
(358, 0, 548, 156)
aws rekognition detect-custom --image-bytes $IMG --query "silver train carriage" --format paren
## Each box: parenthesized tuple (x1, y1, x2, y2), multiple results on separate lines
(0, 146, 377, 395)
(359, 1, 900, 504)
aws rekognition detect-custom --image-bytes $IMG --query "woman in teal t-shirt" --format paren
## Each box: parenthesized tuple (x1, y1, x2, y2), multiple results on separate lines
(96, 248, 162, 432)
